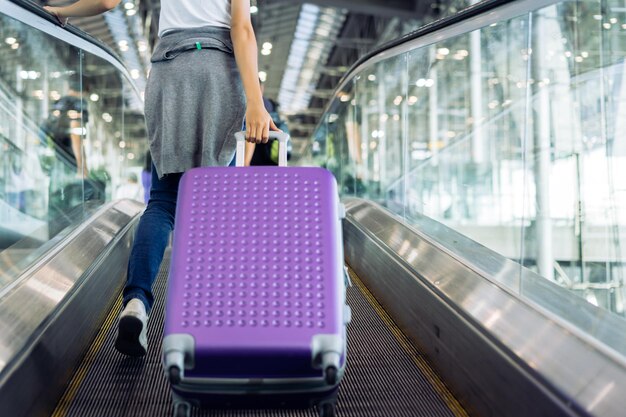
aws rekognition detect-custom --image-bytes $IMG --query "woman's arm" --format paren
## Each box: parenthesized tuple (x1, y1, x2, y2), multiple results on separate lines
(230, 0, 278, 144)
(44, 0, 121, 23)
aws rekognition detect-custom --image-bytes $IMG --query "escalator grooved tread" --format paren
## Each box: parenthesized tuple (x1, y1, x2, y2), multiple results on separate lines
(57, 251, 463, 417)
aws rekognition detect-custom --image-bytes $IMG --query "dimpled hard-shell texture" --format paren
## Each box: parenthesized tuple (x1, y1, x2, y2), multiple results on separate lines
(165, 167, 342, 360)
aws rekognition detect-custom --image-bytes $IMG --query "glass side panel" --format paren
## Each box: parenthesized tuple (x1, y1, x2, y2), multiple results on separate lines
(313, 80, 355, 196)
(81, 52, 125, 206)
(0, 13, 147, 294)
(0, 15, 83, 291)
(403, 15, 533, 291)
(119, 78, 148, 204)
(521, 1, 626, 312)
(310, 0, 626, 357)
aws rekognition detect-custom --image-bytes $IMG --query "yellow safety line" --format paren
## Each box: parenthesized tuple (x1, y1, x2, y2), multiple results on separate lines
(52, 272, 467, 417)
(51, 297, 123, 417)
(348, 268, 470, 417)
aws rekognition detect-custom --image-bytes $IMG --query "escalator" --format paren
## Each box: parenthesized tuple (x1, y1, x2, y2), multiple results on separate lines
(2, 0, 626, 417)
(51, 252, 466, 417)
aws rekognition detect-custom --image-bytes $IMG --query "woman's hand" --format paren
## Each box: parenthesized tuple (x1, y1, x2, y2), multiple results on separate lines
(245, 104, 280, 144)
(44, 6, 68, 27)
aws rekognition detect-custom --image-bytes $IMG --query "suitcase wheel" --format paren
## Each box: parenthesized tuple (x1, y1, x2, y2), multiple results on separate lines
(319, 402, 335, 417)
(168, 366, 181, 385)
(173, 402, 190, 417)
(325, 365, 338, 385)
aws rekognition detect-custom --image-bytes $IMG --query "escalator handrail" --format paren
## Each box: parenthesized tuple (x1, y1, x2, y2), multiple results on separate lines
(8, 0, 124, 69)
(331, 0, 558, 96)
(3, 0, 143, 100)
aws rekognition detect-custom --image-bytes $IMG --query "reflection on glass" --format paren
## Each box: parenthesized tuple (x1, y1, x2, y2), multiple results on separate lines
(0, 13, 147, 293)
(310, 0, 626, 355)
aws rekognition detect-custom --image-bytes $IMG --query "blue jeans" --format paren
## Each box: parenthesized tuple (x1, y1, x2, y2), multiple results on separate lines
(123, 164, 182, 313)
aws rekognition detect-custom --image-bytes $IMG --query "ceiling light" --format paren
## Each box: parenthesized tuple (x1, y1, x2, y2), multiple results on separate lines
(258, 71, 267, 82)
(5, 37, 16, 45)
(262, 42, 273, 50)
(250, 5, 258, 14)
(124, 2, 134, 9)
(90, 93, 100, 102)
(316, 27, 330, 36)
(278, 5, 347, 113)
(261, 49, 271, 56)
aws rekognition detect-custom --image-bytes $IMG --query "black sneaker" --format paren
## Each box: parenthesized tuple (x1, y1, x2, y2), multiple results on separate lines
(115, 299, 148, 357)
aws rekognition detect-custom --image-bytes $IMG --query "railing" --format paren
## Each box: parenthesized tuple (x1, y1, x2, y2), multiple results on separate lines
(309, 0, 626, 360)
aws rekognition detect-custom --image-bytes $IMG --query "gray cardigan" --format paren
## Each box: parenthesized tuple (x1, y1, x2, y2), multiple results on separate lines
(144, 26, 245, 178)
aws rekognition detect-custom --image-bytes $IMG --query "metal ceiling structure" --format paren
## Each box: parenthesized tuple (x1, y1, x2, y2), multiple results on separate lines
(40, 0, 469, 148)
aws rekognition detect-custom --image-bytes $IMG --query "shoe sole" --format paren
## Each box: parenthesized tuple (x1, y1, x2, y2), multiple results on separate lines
(115, 315, 147, 357)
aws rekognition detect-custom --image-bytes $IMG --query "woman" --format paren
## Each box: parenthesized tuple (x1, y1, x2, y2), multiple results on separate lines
(45, 0, 278, 356)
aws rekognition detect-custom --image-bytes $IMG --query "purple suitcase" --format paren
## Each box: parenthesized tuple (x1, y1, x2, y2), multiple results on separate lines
(163, 132, 349, 417)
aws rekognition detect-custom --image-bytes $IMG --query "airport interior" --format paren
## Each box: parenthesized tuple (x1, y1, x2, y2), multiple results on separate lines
(0, 0, 625, 416)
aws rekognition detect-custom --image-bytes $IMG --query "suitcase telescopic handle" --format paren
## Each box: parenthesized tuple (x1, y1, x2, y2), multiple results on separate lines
(234, 131, 290, 167)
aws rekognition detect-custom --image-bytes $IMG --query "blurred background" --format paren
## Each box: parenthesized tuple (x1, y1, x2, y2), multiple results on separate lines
(1, 0, 625, 333)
